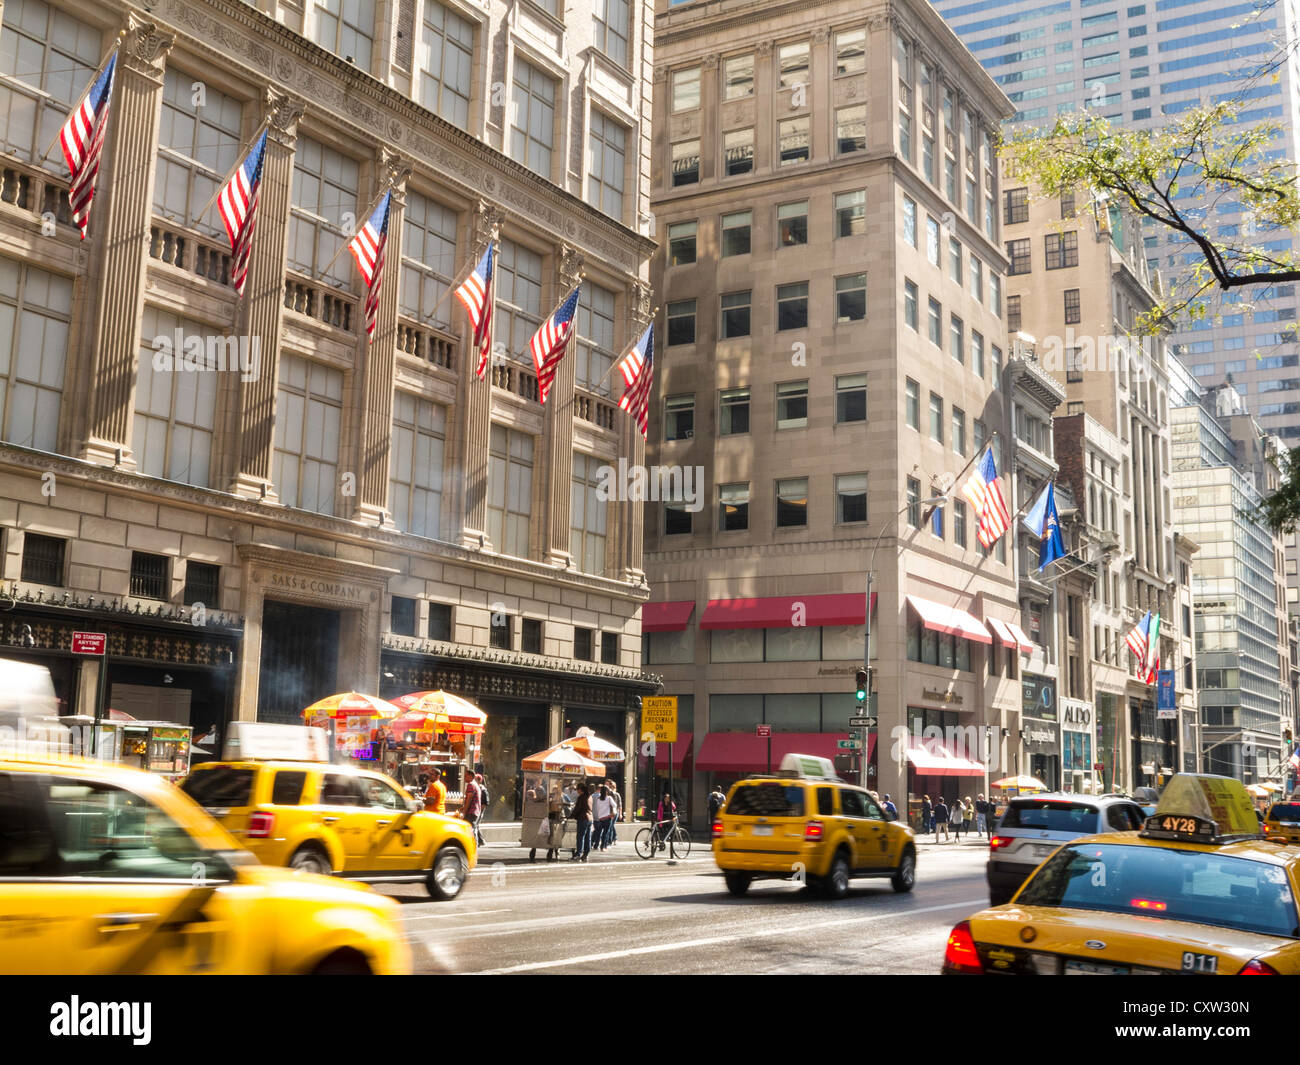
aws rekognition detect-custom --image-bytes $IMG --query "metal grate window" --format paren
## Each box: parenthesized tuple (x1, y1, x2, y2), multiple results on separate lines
(523, 618, 542, 654)
(574, 627, 594, 661)
(130, 552, 169, 600)
(490, 612, 512, 650)
(183, 562, 219, 607)
(428, 603, 452, 641)
(601, 631, 619, 664)
(391, 596, 417, 636)
(21, 533, 65, 587)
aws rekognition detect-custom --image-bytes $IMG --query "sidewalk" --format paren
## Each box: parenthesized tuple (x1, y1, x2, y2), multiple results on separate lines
(474, 820, 701, 867)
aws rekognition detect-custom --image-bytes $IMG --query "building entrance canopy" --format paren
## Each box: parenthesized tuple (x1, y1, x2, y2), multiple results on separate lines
(905, 595, 992, 644)
(696, 731, 868, 772)
(700, 592, 875, 630)
(905, 743, 986, 776)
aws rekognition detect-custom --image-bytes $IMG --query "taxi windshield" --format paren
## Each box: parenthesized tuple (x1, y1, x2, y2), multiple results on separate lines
(1267, 804, 1300, 823)
(1018, 843, 1299, 939)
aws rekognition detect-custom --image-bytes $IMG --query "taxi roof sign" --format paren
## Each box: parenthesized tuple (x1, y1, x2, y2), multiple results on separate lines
(223, 722, 329, 763)
(1142, 773, 1260, 842)
(777, 753, 839, 780)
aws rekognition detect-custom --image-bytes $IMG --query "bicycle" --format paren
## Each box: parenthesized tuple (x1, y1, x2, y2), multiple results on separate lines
(635, 816, 691, 859)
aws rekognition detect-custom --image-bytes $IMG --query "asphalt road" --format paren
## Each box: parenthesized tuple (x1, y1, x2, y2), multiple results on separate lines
(379, 838, 992, 974)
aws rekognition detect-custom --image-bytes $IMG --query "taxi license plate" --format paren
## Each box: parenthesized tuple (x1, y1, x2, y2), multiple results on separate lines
(1065, 960, 1129, 975)
(751, 825, 774, 837)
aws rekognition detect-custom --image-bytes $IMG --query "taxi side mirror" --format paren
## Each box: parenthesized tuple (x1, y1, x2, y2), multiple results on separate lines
(408, 798, 424, 813)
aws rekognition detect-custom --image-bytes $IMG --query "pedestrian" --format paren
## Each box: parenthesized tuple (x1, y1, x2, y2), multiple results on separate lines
(546, 785, 564, 861)
(920, 794, 932, 834)
(707, 784, 726, 825)
(655, 790, 677, 853)
(975, 793, 990, 838)
(459, 771, 481, 843)
(571, 782, 593, 861)
(881, 793, 897, 820)
(592, 782, 615, 851)
(934, 797, 950, 842)
(605, 780, 621, 848)
(472, 773, 488, 846)
(423, 767, 447, 814)
(951, 797, 966, 839)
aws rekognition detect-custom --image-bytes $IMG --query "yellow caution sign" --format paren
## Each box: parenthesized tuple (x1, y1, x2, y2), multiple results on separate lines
(642, 696, 678, 743)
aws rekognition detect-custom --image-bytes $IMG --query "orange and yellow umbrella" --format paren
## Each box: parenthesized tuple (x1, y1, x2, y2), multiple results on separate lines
(301, 691, 403, 721)
(390, 691, 487, 736)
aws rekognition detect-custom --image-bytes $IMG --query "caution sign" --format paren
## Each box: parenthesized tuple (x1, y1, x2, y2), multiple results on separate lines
(642, 696, 678, 743)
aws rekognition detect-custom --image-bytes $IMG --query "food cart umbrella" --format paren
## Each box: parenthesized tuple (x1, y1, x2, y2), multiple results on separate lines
(301, 692, 403, 720)
(391, 691, 487, 735)
(1246, 783, 1272, 798)
(108, 709, 136, 721)
(566, 728, 625, 762)
(520, 744, 606, 777)
(1262, 781, 1284, 792)
(991, 775, 1048, 791)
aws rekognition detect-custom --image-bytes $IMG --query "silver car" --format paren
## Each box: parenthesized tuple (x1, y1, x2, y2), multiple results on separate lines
(986, 793, 1147, 906)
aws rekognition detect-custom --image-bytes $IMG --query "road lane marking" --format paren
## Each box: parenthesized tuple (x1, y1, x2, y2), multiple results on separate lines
(473, 897, 987, 974)
(401, 908, 512, 922)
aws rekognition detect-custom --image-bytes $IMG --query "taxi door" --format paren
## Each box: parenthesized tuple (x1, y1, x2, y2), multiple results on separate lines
(839, 789, 889, 872)
(862, 792, 903, 868)
(357, 775, 425, 870)
(314, 772, 382, 871)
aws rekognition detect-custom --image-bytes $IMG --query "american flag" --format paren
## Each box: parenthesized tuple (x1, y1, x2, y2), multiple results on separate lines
(60, 51, 117, 241)
(216, 129, 267, 297)
(348, 190, 392, 341)
(960, 446, 1011, 548)
(1125, 610, 1161, 683)
(454, 243, 495, 379)
(529, 285, 581, 405)
(616, 323, 654, 437)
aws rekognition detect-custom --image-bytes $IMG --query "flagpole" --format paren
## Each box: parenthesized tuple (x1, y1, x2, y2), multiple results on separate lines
(189, 115, 272, 226)
(426, 229, 497, 324)
(39, 38, 123, 165)
(318, 183, 391, 280)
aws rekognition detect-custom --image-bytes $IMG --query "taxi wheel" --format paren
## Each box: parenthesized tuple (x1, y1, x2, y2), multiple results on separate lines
(822, 851, 851, 900)
(289, 844, 332, 877)
(723, 871, 752, 896)
(891, 848, 916, 893)
(427, 845, 468, 900)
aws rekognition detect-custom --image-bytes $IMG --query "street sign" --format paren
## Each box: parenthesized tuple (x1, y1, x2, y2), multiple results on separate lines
(71, 631, 106, 655)
(1093, 762, 1105, 771)
(642, 696, 678, 743)
(837, 739, 862, 750)
(756, 724, 771, 737)
(848, 716, 876, 727)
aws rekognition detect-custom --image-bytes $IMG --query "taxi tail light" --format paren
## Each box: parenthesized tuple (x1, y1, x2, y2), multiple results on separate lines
(804, 821, 824, 840)
(989, 835, 1014, 850)
(246, 811, 275, 838)
(1239, 959, 1279, 975)
(943, 921, 983, 974)
(712, 820, 724, 839)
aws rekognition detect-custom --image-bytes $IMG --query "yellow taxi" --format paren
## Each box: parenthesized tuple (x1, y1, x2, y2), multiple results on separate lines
(1262, 800, 1300, 845)
(712, 753, 917, 899)
(0, 754, 410, 974)
(182, 748, 476, 900)
(943, 773, 1300, 975)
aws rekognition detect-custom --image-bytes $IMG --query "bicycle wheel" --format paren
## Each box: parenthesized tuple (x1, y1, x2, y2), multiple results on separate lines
(635, 827, 655, 859)
(669, 826, 692, 859)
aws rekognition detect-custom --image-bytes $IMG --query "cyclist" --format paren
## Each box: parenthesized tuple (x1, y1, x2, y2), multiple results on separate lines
(653, 791, 678, 853)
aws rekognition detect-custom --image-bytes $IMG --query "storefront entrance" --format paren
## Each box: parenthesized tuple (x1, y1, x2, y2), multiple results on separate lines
(257, 600, 340, 723)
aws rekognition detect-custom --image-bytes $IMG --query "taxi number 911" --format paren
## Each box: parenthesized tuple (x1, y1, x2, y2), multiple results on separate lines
(1182, 952, 1218, 973)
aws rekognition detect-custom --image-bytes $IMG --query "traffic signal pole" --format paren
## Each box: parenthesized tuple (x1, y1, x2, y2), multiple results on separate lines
(861, 571, 872, 789)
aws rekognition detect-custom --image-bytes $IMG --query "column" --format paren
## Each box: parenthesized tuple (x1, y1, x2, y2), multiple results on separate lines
(352, 150, 412, 526)
(78, 15, 175, 469)
(622, 282, 651, 583)
(544, 244, 583, 566)
(547, 703, 564, 746)
(457, 200, 499, 548)
(227, 89, 303, 501)
(623, 708, 637, 822)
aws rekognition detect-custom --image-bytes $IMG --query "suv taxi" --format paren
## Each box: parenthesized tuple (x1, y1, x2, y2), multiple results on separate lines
(712, 754, 917, 899)
(182, 757, 476, 900)
(0, 755, 410, 974)
(945, 773, 1300, 975)
(1263, 800, 1300, 845)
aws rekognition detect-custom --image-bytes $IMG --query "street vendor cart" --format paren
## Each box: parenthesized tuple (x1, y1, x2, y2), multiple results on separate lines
(519, 744, 606, 861)
(62, 714, 194, 781)
(380, 691, 488, 815)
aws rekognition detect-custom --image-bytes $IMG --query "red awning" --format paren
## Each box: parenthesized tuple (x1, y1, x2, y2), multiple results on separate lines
(905, 744, 986, 777)
(700, 592, 875, 630)
(637, 732, 693, 771)
(987, 616, 1035, 653)
(906, 595, 993, 644)
(1006, 621, 1035, 653)
(696, 731, 868, 773)
(642, 601, 696, 632)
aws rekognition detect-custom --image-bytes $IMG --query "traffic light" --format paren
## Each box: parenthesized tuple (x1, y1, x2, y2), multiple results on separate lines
(854, 668, 869, 702)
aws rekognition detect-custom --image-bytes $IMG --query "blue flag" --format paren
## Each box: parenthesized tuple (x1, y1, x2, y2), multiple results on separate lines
(1022, 481, 1066, 571)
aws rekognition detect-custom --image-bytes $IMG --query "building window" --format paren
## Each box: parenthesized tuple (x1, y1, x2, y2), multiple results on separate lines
(1045, 231, 1079, 269)
(779, 41, 810, 88)
(719, 482, 750, 531)
(923, 132, 936, 185)
(1066, 348, 1083, 383)
(1061, 190, 1076, 218)
(672, 66, 701, 111)
(926, 215, 940, 266)
(390, 596, 417, 636)
(776, 477, 809, 527)
(668, 221, 697, 266)
(954, 500, 968, 547)
(20, 533, 64, 586)
(778, 116, 810, 165)
(510, 60, 556, 178)
(289, 137, 359, 286)
(310, 0, 375, 70)
(836, 28, 866, 75)
(130, 552, 169, 601)
(950, 314, 965, 364)
(1064, 288, 1081, 324)
(490, 612, 512, 650)
(592, 0, 630, 66)
(574, 627, 594, 660)
(836, 373, 867, 423)
(389, 392, 447, 539)
(836, 105, 867, 154)
(600, 631, 619, 665)
(931, 503, 944, 539)
(904, 279, 919, 330)
(837, 473, 867, 523)
(992, 347, 1003, 389)
(928, 297, 942, 347)
(487, 424, 534, 558)
(1007, 294, 1022, 333)
(777, 380, 809, 429)
(132, 308, 218, 489)
(586, 110, 626, 219)
(495, 239, 543, 362)
(671, 140, 700, 186)
(720, 290, 752, 339)
(155, 68, 242, 240)
(400, 191, 458, 329)
(990, 272, 1002, 316)
(522, 617, 543, 654)
(905, 378, 920, 429)
(1004, 186, 1029, 224)
(777, 282, 809, 330)
(906, 477, 921, 528)
(724, 127, 755, 176)
(835, 190, 866, 237)
(836, 274, 867, 322)
(725, 53, 754, 98)
(665, 394, 695, 440)
(972, 330, 985, 378)
(570, 453, 608, 575)
(1006, 238, 1031, 275)
(428, 603, 452, 641)
(576, 283, 617, 397)
(664, 503, 692, 535)
(720, 387, 750, 435)
(667, 299, 696, 345)
(929, 392, 944, 443)
(273, 354, 343, 515)
(721, 211, 752, 257)
(181, 562, 219, 608)
(779, 201, 809, 246)
(970, 256, 984, 302)
(903, 196, 917, 246)
(949, 237, 963, 284)
(952, 407, 968, 456)
(418, 1, 473, 129)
